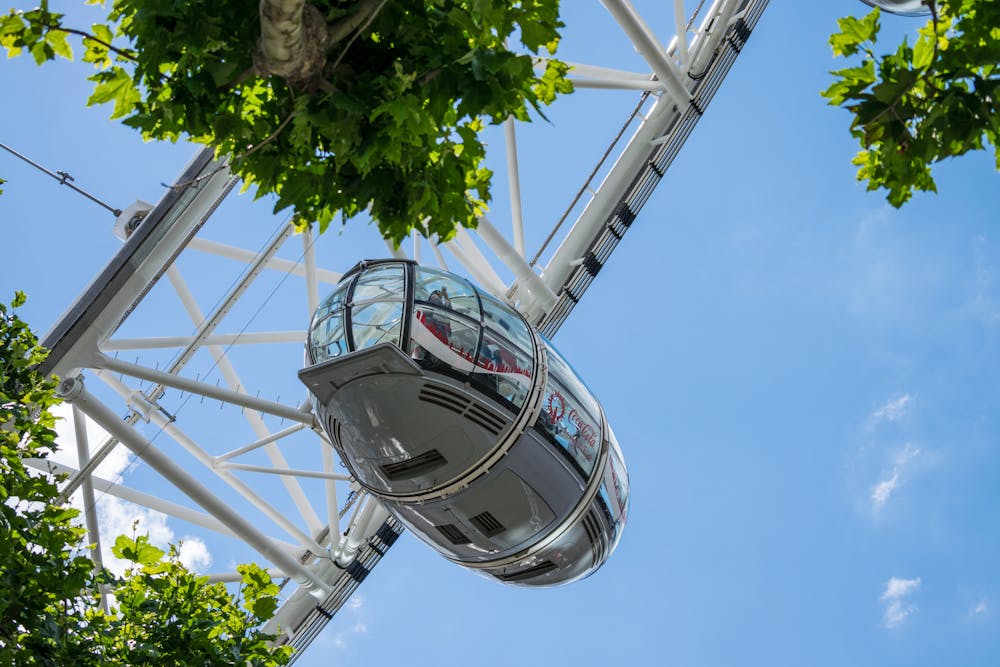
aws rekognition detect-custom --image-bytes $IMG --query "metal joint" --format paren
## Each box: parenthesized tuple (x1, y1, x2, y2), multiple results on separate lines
(582, 252, 604, 277)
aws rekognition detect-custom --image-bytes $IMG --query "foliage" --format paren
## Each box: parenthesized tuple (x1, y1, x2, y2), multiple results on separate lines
(0, 295, 292, 665)
(84, 536, 293, 666)
(1, 0, 572, 245)
(823, 0, 1000, 206)
(0, 290, 93, 665)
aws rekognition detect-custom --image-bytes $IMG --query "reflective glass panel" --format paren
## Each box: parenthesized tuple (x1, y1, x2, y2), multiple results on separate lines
(602, 427, 629, 549)
(309, 310, 348, 363)
(541, 339, 600, 425)
(351, 263, 406, 303)
(473, 329, 533, 408)
(479, 292, 533, 354)
(413, 266, 479, 320)
(537, 376, 601, 476)
(411, 305, 481, 374)
(350, 301, 403, 351)
(316, 282, 349, 319)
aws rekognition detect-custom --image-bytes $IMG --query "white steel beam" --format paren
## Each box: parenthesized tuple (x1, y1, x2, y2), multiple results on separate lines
(71, 404, 106, 606)
(475, 216, 557, 312)
(217, 463, 352, 482)
(503, 117, 526, 258)
(444, 229, 509, 298)
(103, 331, 305, 350)
(41, 150, 237, 380)
(166, 265, 324, 536)
(94, 368, 328, 554)
(539, 93, 676, 300)
(57, 376, 332, 596)
(188, 236, 342, 285)
(385, 238, 408, 259)
(430, 237, 450, 271)
(571, 77, 664, 92)
(96, 354, 315, 425)
(30, 457, 257, 543)
(302, 226, 321, 317)
(412, 229, 422, 264)
(601, 0, 692, 111)
(206, 569, 289, 583)
(688, 0, 746, 76)
(320, 441, 340, 549)
(215, 423, 310, 463)
(673, 0, 691, 68)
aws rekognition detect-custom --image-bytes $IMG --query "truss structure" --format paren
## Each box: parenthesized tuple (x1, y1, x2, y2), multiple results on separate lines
(31, 0, 768, 659)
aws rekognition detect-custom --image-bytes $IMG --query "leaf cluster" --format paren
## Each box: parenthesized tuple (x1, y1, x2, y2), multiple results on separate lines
(822, 0, 1000, 206)
(83, 536, 292, 666)
(0, 291, 93, 666)
(0, 295, 292, 665)
(4, 0, 572, 245)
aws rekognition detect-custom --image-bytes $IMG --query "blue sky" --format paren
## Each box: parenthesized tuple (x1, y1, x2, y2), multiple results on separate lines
(2, 1, 999, 665)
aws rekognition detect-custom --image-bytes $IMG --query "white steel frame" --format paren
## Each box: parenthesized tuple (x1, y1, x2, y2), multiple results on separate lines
(34, 0, 769, 658)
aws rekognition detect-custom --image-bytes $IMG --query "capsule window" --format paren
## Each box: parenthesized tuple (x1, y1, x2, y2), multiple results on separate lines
(309, 310, 348, 364)
(479, 292, 533, 354)
(538, 376, 602, 476)
(541, 339, 601, 426)
(413, 266, 479, 321)
(472, 329, 533, 408)
(350, 301, 404, 351)
(351, 263, 406, 303)
(606, 428, 629, 525)
(411, 305, 480, 374)
(309, 280, 351, 364)
(316, 281, 349, 318)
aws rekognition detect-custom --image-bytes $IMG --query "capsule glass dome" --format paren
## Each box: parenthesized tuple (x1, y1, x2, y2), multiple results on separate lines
(859, 0, 931, 16)
(299, 260, 629, 586)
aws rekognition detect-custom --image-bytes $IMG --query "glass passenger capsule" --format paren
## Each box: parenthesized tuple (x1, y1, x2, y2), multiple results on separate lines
(299, 260, 629, 586)
(858, 0, 931, 16)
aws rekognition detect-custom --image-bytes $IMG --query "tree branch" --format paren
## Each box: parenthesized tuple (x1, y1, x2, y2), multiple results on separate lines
(237, 109, 298, 162)
(326, 0, 384, 45)
(52, 27, 137, 60)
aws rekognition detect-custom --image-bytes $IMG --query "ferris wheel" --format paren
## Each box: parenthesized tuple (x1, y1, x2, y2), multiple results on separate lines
(26, 0, 771, 659)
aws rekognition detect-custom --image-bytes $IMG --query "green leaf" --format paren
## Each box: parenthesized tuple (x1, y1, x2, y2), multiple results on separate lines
(871, 68, 919, 104)
(45, 28, 72, 60)
(112, 534, 165, 566)
(913, 32, 935, 69)
(829, 9, 881, 57)
(87, 66, 140, 119)
(92, 22, 113, 45)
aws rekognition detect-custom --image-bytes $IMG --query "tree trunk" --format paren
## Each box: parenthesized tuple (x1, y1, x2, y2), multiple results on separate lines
(254, 0, 328, 85)
(254, 0, 384, 88)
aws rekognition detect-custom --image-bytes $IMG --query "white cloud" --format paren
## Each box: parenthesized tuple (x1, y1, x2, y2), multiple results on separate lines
(50, 403, 212, 575)
(971, 598, 988, 617)
(884, 577, 920, 600)
(881, 576, 920, 628)
(177, 536, 213, 572)
(870, 444, 920, 511)
(871, 472, 899, 509)
(893, 444, 920, 467)
(51, 403, 132, 482)
(871, 394, 913, 424)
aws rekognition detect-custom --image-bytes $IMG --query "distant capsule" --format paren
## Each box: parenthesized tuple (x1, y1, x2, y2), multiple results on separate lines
(859, 0, 932, 16)
(299, 259, 629, 586)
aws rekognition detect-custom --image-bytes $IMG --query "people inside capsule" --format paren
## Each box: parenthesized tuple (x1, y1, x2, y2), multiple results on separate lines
(300, 259, 628, 586)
